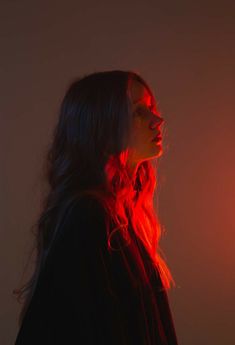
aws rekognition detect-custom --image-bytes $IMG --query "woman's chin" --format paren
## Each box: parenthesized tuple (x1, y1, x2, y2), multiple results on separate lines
(152, 142, 163, 157)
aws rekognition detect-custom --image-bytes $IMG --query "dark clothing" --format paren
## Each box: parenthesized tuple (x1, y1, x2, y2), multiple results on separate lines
(15, 196, 178, 344)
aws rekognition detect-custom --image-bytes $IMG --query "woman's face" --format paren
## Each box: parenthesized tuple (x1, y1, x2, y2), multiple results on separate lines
(127, 80, 164, 170)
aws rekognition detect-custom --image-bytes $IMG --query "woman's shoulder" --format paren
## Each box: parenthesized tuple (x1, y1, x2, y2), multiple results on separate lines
(72, 193, 107, 215)
(66, 194, 109, 233)
(61, 194, 108, 233)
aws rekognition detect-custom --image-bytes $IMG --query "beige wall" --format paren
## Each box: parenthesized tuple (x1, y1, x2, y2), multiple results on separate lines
(1, 1, 235, 344)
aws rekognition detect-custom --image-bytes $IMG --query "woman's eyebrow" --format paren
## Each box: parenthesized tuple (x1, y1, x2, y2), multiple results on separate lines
(133, 97, 151, 105)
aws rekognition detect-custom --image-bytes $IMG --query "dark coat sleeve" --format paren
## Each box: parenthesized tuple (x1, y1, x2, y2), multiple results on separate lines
(15, 196, 178, 345)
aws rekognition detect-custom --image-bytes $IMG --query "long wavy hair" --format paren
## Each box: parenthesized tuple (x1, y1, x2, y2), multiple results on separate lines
(13, 70, 175, 327)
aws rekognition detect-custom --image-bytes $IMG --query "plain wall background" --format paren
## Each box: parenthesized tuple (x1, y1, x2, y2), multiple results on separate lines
(1, 0, 235, 344)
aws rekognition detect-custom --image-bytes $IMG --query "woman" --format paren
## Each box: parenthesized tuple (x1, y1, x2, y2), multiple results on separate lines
(14, 70, 179, 344)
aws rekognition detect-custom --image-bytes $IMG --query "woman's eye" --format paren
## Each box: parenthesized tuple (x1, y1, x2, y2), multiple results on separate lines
(134, 105, 153, 117)
(139, 105, 149, 112)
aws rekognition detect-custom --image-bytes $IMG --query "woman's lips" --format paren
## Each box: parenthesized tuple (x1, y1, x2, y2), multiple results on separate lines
(152, 135, 162, 142)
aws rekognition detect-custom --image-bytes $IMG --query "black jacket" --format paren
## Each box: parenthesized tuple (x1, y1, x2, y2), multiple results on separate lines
(15, 196, 178, 344)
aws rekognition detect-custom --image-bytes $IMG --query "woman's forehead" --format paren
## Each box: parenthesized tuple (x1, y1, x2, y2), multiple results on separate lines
(129, 80, 152, 105)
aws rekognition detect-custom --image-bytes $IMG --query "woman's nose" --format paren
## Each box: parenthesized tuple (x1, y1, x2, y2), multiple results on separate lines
(149, 116, 164, 129)
(157, 116, 164, 125)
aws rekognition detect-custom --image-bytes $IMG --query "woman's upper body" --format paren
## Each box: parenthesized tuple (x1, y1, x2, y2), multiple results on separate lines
(14, 70, 178, 344)
(15, 195, 178, 345)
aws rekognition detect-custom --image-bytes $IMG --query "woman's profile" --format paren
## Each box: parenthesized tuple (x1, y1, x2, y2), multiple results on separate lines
(13, 70, 179, 344)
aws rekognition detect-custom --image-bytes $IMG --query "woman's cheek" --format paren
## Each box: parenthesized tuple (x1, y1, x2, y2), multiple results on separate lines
(133, 117, 143, 129)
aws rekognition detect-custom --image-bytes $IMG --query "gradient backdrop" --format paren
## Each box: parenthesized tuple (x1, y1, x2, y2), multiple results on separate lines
(1, 0, 234, 344)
